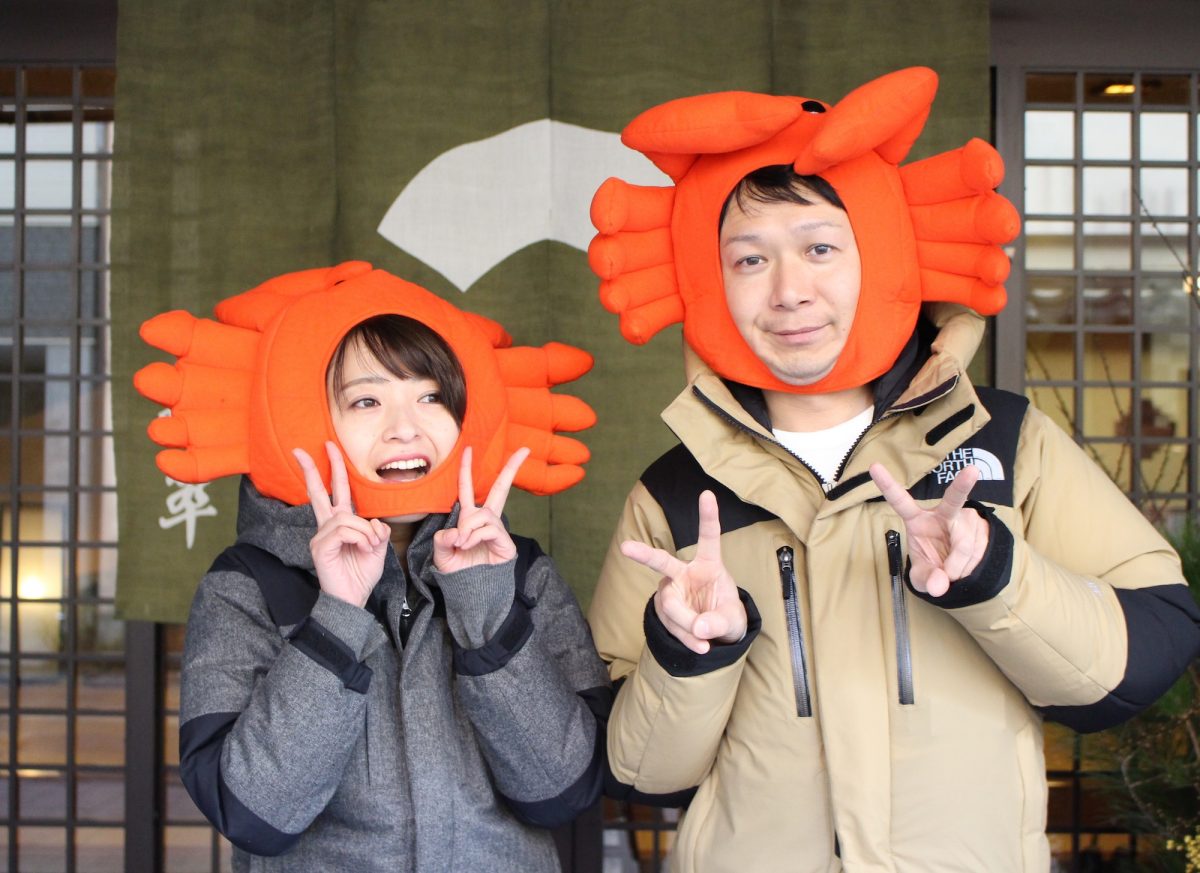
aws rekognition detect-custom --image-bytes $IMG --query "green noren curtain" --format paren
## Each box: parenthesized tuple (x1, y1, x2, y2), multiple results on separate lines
(112, 0, 989, 623)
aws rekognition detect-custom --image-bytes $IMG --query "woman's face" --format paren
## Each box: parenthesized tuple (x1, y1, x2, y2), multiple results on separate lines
(328, 337, 462, 490)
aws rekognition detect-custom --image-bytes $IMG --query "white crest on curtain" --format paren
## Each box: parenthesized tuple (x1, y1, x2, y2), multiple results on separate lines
(377, 119, 668, 291)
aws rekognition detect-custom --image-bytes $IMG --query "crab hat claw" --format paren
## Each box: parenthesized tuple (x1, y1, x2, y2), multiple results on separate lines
(588, 66, 1020, 394)
(133, 263, 595, 517)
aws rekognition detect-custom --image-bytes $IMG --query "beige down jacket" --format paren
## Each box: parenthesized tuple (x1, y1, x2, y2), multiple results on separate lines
(588, 310, 1200, 873)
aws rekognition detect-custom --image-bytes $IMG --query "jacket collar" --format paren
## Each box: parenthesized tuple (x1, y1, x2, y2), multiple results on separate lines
(662, 305, 993, 514)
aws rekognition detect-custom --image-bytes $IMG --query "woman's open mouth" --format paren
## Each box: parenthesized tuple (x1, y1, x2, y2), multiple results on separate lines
(377, 457, 430, 482)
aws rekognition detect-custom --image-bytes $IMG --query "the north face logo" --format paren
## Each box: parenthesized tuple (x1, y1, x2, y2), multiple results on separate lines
(933, 447, 1005, 484)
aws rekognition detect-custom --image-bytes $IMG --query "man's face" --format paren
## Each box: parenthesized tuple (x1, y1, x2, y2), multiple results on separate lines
(719, 192, 862, 387)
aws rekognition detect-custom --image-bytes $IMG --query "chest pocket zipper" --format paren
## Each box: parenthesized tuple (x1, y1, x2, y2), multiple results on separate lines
(777, 546, 813, 718)
(887, 530, 915, 706)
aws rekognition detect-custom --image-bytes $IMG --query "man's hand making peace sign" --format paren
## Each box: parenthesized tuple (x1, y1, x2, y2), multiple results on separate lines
(621, 490, 747, 655)
(869, 462, 990, 597)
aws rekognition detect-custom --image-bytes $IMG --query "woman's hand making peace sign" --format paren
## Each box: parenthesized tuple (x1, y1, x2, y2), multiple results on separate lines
(433, 446, 530, 574)
(294, 441, 391, 609)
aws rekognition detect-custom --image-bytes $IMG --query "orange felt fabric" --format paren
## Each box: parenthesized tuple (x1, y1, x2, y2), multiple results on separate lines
(135, 265, 594, 518)
(589, 67, 1021, 394)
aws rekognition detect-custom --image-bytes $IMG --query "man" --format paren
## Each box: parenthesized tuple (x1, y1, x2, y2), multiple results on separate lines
(586, 68, 1200, 872)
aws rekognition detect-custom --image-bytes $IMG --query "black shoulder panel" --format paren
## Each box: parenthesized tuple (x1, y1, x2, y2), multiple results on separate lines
(641, 444, 776, 550)
(209, 543, 319, 627)
(909, 387, 1029, 508)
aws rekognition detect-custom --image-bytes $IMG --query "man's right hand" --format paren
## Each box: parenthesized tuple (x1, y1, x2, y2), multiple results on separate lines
(621, 490, 747, 654)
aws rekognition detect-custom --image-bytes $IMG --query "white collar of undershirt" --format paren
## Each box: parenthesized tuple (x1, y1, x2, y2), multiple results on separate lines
(772, 405, 874, 486)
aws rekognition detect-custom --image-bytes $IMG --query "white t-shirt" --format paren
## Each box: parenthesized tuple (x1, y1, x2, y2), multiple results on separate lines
(773, 405, 874, 487)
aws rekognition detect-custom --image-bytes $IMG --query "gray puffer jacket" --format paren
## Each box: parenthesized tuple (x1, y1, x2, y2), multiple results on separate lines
(179, 478, 609, 873)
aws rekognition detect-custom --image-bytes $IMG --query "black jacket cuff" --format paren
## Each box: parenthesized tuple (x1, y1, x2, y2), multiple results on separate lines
(643, 588, 761, 678)
(909, 501, 1014, 609)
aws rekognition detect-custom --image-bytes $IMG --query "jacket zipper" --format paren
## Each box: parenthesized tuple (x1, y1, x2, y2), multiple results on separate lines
(399, 597, 414, 648)
(887, 530, 914, 705)
(777, 546, 813, 717)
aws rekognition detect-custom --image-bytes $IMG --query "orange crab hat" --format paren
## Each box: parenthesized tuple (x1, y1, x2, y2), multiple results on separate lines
(589, 67, 1021, 394)
(133, 261, 596, 518)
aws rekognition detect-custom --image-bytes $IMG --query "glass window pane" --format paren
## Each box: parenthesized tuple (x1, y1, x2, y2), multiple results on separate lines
(82, 121, 111, 154)
(1026, 275, 1075, 325)
(76, 544, 119, 601)
(76, 714, 124, 765)
(18, 826, 66, 871)
(1140, 276, 1192, 326)
(81, 69, 115, 101)
(1140, 112, 1188, 161)
(1140, 444, 1187, 498)
(1142, 74, 1191, 106)
(16, 602, 65, 656)
(1085, 73, 1134, 104)
(1025, 165, 1074, 214)
(26, 68, 73, 99)
(166, 772, 205, 821)
(165, 826, 228, 873)
(0, 714, 8, 766)
(78, 661, 125, 710)
(24, 270, 74, 321)
(1138, 167, 1188, 217)
(1083, 112, 1131, 160)
(1142, 388, 1187, 438)
(82, 158, 109, 210)
(1143, 333, 1191, 382)
(76, 603, 124, 658)
(1083, 386, 1129, 437)
(19, 770, 66, 819)
(1026, 220, 1075, 269)
(25, 123, 72, 155)
(24, 159, 73, 209)
(1026, 111, 1074, 159)
(1081, 277, 1131, 324)
(81, 270, 108, 318)
(1026, 73, 1075, 104)
(0, 158, 12, 208)
(1082, 221, 1130, 270)
(20, 434, 72, 486)
(24, 219, 72, 265)
(79, 773, 125, 822)
(1139, 221, 1189, 271)
(1026, 332, 1075, 381)
(1027, 386, 1075, 436)
(163, 715, 181, 770)
(1083, 167, 1131, 215)
(76, 825, 124, 872)
(1084, 333, 1132, 380)
(165, 660, 181, 711)
(18, 714, 67, 764)
(19, 663, 66, 708)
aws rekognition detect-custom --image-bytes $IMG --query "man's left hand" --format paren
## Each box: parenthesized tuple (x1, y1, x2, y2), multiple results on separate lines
(869, 463, 989, 597)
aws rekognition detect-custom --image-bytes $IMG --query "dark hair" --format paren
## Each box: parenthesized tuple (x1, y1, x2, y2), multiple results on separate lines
(719, 165, 846, 229)
(327, 315, 467, 426)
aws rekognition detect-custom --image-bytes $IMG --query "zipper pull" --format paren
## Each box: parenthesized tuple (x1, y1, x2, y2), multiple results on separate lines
(778, 546, 795, 599)
(399, 596, 413, 647)
(886, 530, 903, 582)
